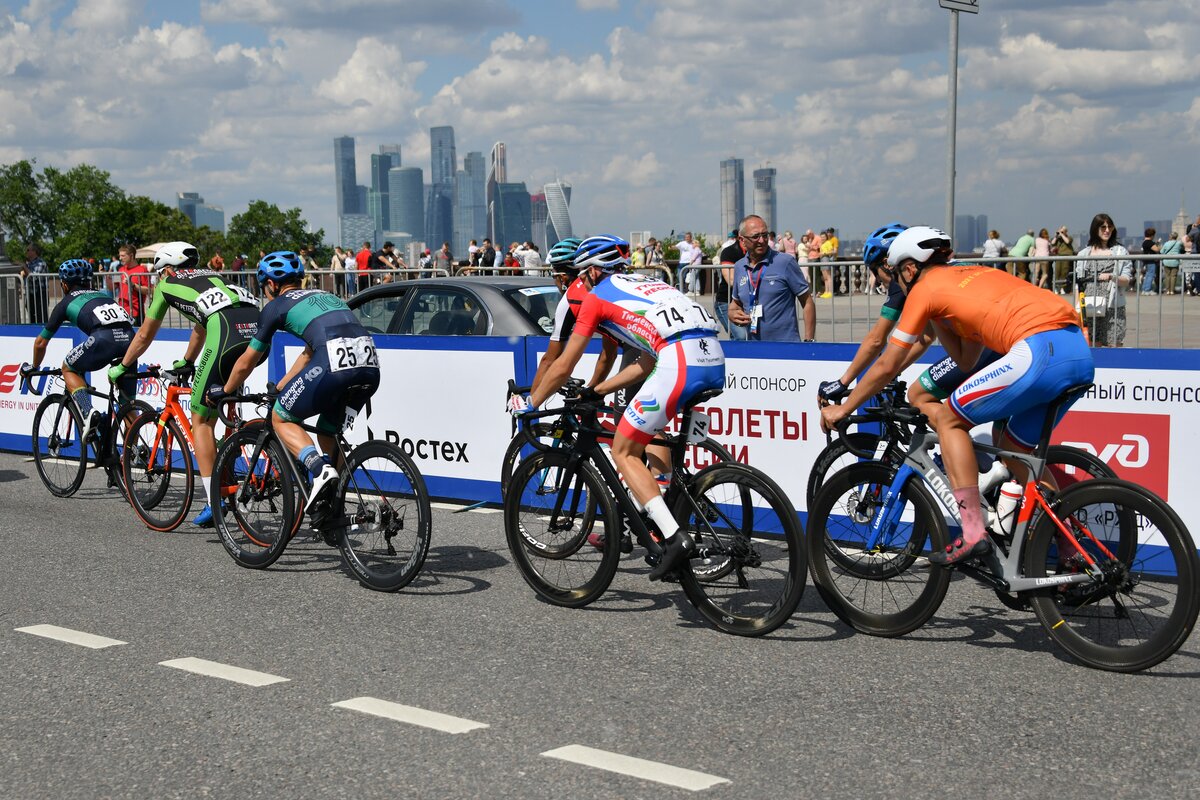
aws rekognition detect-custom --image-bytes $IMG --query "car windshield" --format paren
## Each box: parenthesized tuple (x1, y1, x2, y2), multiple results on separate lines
(505, 285, 561, 335)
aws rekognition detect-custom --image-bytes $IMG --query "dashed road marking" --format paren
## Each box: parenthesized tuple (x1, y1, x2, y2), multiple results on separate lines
(15, 624, 127, 649)
(541, 745, 730, 792)
(159, 657, 290, 687)
(331, 697, 488, 733)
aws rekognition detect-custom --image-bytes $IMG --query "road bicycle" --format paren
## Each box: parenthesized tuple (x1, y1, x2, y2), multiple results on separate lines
(806, 380, 1116, 511)
(504, 384, 806, 637)
(806, 384, 1200, 672)
(211, 385, 431, 592)
(23, 364, 156, 498)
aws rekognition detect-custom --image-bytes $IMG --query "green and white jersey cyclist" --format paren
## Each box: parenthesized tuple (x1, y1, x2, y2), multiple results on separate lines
(108, 241, 260, 526)
(212, 250, 381, 521)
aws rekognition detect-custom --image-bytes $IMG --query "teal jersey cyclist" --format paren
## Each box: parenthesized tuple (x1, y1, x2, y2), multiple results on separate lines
(22, 258, 136, 442)
(108, 241, 260, 526)
(213, 251, 381, 520)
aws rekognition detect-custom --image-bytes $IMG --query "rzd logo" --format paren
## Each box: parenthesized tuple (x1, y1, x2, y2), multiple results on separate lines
(1052, 411, 1169, 499)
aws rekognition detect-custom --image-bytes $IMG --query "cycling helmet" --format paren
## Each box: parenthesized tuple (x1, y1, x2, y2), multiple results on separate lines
(151, 241, 199, 272)
(257, 250, 304, 283)
(863, 222, 907, 267)
(548, 237, 584, 271)
(886, 225, 953, 269)
(574, 235, 630, 273)
(57, 258, 93, 286)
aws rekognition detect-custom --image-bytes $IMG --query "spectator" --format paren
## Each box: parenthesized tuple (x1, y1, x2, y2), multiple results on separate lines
(1188, 218, 1200, 296)
(479, 238, 496, 275)
(981, 229, 1007, 269)
(728, 214, 816, 342)
(1139, 228, 1161, 295)
(503, 246, 520, 272)
(677, 232, 702, 295)
(644, 237, 664, 272)
(355, 240, 372, 290)
(1075, 212, 1133, 347)
(520, 241, 541, 276)
(418, 249, 434, 277)
(372, 241, 399, 284)
(434, 241, 453, 275)
(631, 244, 646, 269)
(1009, 229, 1036, 281)
(493, 243, 505, 271)
(468, 239, 480, 269)
(329, 246, 347, 296)
(1032, 228, 1052, 290)
(19, 244, 49, 325)
(716, 230, 747, 341)
(1160, 231, 1183, 295)
(818, 228, 837, 296)
(113, 243, 150, 324)
(1052, 226, 1075, 294)
(298, 246, 319, 288)
(779, 230, 797, 259)
(207, 249, 225, 272)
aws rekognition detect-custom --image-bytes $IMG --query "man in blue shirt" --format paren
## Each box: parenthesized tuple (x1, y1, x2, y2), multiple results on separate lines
(728, 215, 816, 341)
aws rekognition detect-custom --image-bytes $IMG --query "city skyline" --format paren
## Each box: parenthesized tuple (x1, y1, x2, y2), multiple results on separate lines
(6, 2, 1198, 249)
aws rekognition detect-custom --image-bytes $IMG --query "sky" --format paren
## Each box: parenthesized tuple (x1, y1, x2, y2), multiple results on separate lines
(3, 0, 1199, 247)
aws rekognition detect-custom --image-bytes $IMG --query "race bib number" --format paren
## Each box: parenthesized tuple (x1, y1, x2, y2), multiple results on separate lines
(93, 302, 132, 326)
(342, 404, 359, 433)
(686, 411, 711, 444)
(195, 285, 256, 318)
(326, 336, 379, 372)
(649, 295, 719, 338)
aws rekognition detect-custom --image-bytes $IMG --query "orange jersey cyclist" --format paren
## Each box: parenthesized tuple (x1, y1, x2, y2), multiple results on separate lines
(820, 226, 1094, 565)
(529, 235, 726, 580)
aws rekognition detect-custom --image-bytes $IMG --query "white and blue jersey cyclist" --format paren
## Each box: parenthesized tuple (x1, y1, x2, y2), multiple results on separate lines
(213, 251, 380, 517)
(529, 235, 725, 581)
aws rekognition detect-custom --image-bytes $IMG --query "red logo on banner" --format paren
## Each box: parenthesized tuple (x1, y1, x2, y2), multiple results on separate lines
(1052, 411, 1170, 499)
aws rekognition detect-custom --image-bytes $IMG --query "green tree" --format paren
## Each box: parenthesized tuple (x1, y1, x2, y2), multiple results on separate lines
(226, 200, 323, 261)
(0, 159, 53, 262)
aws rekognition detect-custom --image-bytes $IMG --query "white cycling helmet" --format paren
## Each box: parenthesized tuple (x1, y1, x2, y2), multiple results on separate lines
(886, 226, 953, 269)
(152, 241, 199, 272)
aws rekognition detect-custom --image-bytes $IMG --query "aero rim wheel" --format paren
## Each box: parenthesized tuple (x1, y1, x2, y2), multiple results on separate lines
(807, 462, 951, 637)
(337, 442, 432, 592)
(32, 394, 88, 497)
(504, 450, 620, 608)
(1024, 478, 1200, 673)
(675, 463, 806, 637)
(122, 411, 194, 531)
(213, 427, 296, 569)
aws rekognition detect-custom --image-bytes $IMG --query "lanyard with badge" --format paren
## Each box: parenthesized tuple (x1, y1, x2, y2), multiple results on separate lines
(746, 262, 765, 335)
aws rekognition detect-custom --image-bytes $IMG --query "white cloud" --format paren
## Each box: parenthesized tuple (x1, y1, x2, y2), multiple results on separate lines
(65, 0, 139, 32)
(601, 152, 661, 186)
(577, 0, 618, 10)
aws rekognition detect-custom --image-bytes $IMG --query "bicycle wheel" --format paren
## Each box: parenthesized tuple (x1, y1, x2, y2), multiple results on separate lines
(122, 410, 195, 531)
(104, 400, 155, 499)
(805, 432, 881, 509)
(336, 441, 432, 592)
(504, 449, 621, 607)
(1024, 478, 1200, 672)
(31, 394, 88, 497)
(675, 463, 806, 636)
(499, 422, 560, 499)
(1043, 444, 1116, 489)
(212, 426, 297, 569)
(807, 462, 951, 637)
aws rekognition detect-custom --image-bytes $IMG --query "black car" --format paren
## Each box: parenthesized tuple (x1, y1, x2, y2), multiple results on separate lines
(347, 276, 562, 336)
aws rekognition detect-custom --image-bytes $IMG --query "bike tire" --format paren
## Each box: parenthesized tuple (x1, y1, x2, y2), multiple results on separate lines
(807, 462, 951, 636)
(805, 432, 881, 509)
(122, 411, 195, 532)
(680, 438, 742, 583)
(675, 462, 806, 636)
(104, 400, 155, 500)
(212, 426, 297, 569)
(504, 449, 621, 607)
(31, 394, 88, 497)
(499, 422, 560, 499)
(1023, 478, 1200, 672)
(337, 441, 432, 592)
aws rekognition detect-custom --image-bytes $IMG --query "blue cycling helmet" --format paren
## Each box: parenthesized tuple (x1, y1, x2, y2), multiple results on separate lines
(574, 235, 630, 273)
(58, 258, 94, 286)
(548, 237, 584, 272)
(863, 223, 907, 268)
(257, 250, 303, 284)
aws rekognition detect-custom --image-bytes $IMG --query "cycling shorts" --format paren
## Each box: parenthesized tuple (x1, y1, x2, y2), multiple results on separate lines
(65, 326, 136, 402)
(274, 352, 380, 435)
(917, 348, 1000, 400)
(617, 336, 725, 446)
(192, 305, 258, 417)
(949, 325, 1094, 449)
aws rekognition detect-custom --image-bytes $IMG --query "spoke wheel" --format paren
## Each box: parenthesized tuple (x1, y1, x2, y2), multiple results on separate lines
(122, 411, 194, 531)
(212, 426, 297, 569)
(31, 394, 87, 497)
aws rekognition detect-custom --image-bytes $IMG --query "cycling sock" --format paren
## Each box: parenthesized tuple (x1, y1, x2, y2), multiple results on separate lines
(644, 494, 679, 539)
(953, 486, 986, 543)
(72, 387, 92, 416)
(299, 445, 329, 479)
(201, 473, 216, 506)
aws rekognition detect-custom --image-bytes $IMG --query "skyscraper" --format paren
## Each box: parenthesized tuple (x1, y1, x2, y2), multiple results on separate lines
(177, 192, 225, 233)
(426, 126, 457, 250)
(487, 142, 507, 241)
(753, 167, 776, 234)
(494, 182, 531, 249)
(452, 151, 487, 256)
(720, 158, 744, 235)
(369, 149, 402, 236)
(954, 214, 987, 253)
(530, 193, 548, 253)
(543, 180, 573, 247)
(333, 136, 359, 216)
(388, 166, 425, 240)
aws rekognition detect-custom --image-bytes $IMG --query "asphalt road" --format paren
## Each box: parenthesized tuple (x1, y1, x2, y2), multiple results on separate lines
(2, 452, 1198, 800)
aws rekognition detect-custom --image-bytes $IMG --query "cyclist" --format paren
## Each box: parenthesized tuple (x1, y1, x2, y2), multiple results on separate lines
(820, 226, 1094, 564)
(528, 235, 725, 580)
(107, 241, 260, 526)
(21, 259, 137, 441)
(210, 251, 380, 522)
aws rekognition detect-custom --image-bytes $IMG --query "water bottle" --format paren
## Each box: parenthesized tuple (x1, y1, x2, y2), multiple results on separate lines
(977, 458, 1010, 495)
(993, 480, 1023, 537)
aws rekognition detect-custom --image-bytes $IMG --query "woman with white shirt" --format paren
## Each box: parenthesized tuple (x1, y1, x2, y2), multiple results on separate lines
(1074, 212, 1133, 347)
(980, 229, 1006, 269)
(1032, 228, 1051, 290)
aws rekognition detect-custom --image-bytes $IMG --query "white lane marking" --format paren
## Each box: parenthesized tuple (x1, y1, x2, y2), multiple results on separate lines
(331, 697, 488, 734)
(542, 745, 730, 792)
(159, 657, 289, 687)
(15, 624, 127, 649)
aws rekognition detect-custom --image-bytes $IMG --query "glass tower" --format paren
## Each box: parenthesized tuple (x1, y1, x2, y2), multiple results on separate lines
(720, 158, 744, 235)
